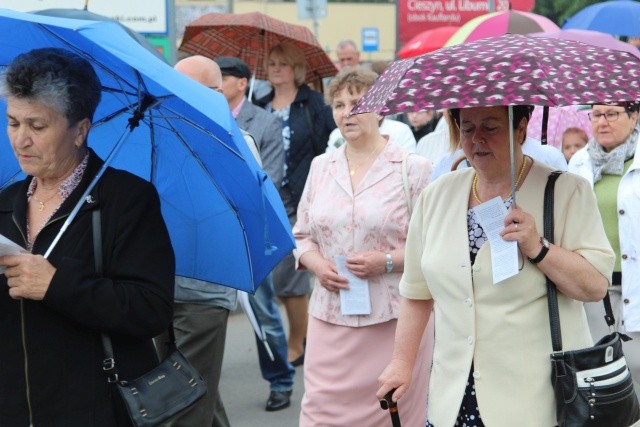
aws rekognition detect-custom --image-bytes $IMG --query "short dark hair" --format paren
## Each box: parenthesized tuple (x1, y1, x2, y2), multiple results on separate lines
(0, 48, 101, 124)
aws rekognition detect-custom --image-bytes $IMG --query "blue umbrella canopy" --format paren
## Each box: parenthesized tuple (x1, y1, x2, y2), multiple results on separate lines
(0, 9, 294, 293)
(31, 8, 168, 63)
(562, 0, 640, 37)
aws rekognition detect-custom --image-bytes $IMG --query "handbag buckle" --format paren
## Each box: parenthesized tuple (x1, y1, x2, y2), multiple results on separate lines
(103, 357, 119, 383)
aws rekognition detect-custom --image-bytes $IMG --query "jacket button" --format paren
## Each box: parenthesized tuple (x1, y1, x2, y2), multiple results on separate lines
(619, 209, 625, 215)
(472, 371, 481, 380)
(624, 299, 630, 304)
(622, 254, 628, 260)
(464, 298, 473, 307)
(467, 336, 474, 345)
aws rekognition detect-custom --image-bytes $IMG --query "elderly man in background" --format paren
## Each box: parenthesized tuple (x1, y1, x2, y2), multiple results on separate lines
(336, 39, 361, 68)
(215, 55, 296, 412)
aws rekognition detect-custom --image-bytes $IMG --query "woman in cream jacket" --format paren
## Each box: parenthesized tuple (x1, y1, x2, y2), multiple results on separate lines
(378, 105, 614, 427)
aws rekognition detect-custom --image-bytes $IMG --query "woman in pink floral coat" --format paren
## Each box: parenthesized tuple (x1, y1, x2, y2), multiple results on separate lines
(293, 67, 435, 426)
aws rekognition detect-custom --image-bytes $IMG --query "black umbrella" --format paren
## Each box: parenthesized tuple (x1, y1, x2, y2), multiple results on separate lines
(32, 8, 168, 63)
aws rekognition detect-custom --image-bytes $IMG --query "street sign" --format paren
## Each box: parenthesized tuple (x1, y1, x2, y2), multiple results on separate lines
(297, 0, 327, 20)
(362, 27, 379, 52)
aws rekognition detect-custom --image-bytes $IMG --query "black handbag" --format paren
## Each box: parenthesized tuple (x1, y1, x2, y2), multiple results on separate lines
(92, 210, 207, 426)
(543, 171, 640, 427)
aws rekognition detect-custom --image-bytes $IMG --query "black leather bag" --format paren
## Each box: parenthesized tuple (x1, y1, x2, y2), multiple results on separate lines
(93, 210, 207, 426)
(102, 331, 207, 427)
(543, 172, 640, 427)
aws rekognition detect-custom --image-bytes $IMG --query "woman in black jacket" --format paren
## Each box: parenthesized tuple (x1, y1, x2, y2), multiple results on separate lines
(255, 42, 335, 366)
(0, 48, 174, 426)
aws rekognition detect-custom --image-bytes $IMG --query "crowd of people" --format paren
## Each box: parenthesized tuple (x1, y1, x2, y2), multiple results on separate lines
(1, 29, 640, 427)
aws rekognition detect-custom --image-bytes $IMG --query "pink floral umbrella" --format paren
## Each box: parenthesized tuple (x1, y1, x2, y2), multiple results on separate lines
(354, 33, 640, 116)
(527, 105, 592, 149)
(354, 33, 640, 204)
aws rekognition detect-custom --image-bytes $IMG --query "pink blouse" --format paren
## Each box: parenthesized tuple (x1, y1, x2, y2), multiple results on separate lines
(293, 142, 432, 327)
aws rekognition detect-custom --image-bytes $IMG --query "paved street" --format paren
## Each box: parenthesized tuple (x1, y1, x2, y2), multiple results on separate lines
(219, 308, 304, 427)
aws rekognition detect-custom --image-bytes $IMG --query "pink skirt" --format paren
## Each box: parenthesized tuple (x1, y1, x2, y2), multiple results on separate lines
(300, 315, 434, 427)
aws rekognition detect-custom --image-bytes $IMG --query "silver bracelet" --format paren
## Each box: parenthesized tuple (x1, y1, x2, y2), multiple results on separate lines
(385, 252, 394, 273)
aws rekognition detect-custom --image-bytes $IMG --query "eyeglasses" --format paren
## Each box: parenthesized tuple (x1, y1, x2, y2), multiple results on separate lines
(589, 111, 623, 122)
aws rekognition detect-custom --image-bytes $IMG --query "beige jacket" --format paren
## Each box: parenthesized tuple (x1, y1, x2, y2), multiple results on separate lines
(401, 161, 614, 427)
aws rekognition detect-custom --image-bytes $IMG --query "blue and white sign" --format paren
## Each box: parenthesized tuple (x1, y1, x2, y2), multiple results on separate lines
(361, 27, 379, 52)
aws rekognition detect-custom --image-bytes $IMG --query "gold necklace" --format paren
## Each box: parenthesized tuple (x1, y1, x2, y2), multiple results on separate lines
(33, 191, 59, 212)
(473, 156, 528, 204)
(346, 142, 382, 176)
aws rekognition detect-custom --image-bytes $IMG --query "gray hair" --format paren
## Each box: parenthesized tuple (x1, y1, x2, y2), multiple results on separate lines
(0, 48, 101, 124)
(336, 39, 359, 53)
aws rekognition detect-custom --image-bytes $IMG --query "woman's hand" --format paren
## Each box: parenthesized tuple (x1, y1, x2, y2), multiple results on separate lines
(299, 251, 349, 292)
(376, 358, 413, 404)
(500, 206, 542, 259)
(315, 259, 349, 292)
(346, 251, 386, 278)
(0, 254, 56, 300)
(501, 205, 608, 301)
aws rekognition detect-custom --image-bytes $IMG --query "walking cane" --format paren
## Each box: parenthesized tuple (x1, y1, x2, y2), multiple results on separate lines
(379, 389, 401, 427)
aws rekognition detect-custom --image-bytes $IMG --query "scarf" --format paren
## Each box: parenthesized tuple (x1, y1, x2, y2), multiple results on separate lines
(587, 128, 638, 183)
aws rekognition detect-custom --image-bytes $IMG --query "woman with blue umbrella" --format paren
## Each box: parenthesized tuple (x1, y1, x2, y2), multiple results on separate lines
(0, 48, 175, 426)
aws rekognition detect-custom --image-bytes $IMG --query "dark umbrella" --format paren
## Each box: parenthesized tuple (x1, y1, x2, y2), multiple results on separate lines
(32, 8, 168, 63)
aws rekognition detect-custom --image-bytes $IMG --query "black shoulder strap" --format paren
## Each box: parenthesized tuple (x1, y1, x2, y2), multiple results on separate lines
(544, 171, 563, 351)
(94, 209, 176, 384)
(544, 171, 615, 352)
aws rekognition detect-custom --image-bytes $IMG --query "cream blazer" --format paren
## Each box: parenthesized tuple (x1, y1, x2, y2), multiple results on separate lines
(401, 161, 614, 427)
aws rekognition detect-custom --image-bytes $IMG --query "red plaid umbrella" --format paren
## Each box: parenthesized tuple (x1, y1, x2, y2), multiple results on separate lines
(180, 12, 337, 83)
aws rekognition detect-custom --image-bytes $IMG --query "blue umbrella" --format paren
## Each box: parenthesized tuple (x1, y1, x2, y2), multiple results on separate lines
(31, 8, 169, 64)
(562, 0, 640, 37)
(0, 9, 294, 293)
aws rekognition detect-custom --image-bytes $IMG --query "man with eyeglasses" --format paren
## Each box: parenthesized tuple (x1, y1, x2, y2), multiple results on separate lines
(569, 101, 640, 399)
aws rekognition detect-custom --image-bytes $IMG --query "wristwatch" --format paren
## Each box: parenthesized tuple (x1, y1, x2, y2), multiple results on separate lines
(528, 237, 551, 264)
(385, 252, 394, 273)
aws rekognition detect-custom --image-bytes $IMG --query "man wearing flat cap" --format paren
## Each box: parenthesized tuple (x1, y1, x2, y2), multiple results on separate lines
(217, 56, 284, 187)
(215, 56, 295, 412)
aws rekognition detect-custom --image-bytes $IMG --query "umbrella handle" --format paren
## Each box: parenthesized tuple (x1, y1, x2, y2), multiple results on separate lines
(248, 74, 256, 102)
